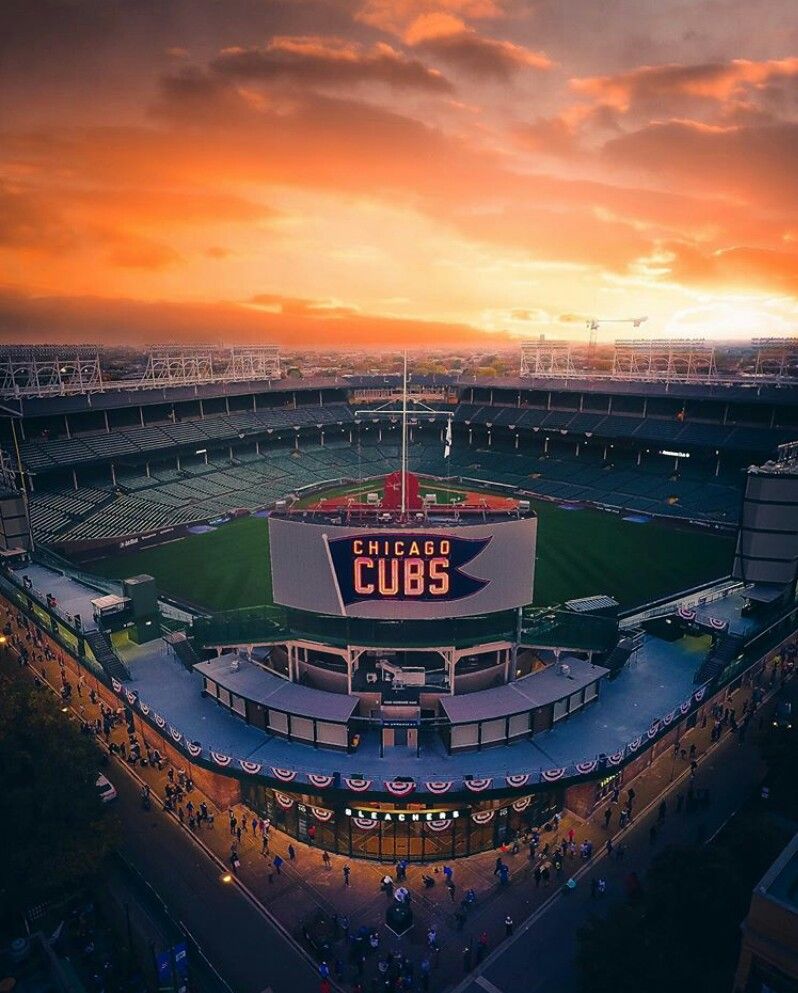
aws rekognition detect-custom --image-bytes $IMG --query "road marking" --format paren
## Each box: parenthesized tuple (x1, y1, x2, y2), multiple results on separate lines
(476, 977, 504, 993)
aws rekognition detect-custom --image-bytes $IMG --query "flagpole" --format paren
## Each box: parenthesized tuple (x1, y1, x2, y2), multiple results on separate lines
(401, 351, 408, 518)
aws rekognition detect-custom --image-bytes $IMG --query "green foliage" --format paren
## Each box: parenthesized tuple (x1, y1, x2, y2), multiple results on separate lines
(0, 670, 119, 919)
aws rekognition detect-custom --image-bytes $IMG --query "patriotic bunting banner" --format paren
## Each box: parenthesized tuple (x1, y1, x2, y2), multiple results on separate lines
(662, 710, 674, 725)
(169, 727, 182, 743)
(308, 774, 335, 789)
(694, 687, 707, 703)
(575, 760, 598, 775)
(240, 760, 263, 774)
(385, 780, 415, 797)
(541, 767, 566, 782)
(353, 817, 378, 830)
(139, 701, 150, 715)
(345, 778, 372, 792)
(680, 700, 692, 714)
(425, 781, 453, 795)
(271, 767, 296, 782)
(628, 737, 642, 752)
(211, 751, 232, 767)
(678, 607, 696, 621)
(607, 751, 624, 766)
(274, 792, 294, 809)
(464, 778, 492, 792)
(111, 678, 122, 693)
(427, 819, 451, 832)
(647, 721, 660, 739)
(125, 690, 137, 705)
(505, 773, 530, 788)
(154, 714, 166, 728)
(709, 617, 728, 630)
(471, 809, 495, 824)
(186, 741, 202, 758)
(512, 796, 532, 812)
(312, 807, 334, 822)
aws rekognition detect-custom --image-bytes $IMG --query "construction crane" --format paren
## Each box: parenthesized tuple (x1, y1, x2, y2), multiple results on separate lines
(585, 316, 648, 366)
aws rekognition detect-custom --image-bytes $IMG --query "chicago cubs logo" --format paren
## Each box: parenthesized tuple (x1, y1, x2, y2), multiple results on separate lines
(327, 532, 491, 605)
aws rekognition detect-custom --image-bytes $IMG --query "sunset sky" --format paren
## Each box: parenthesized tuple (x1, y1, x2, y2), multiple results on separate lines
(1, 0, 797, 347)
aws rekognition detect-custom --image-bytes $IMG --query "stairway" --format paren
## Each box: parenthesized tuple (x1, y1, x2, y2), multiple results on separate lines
(696, 632, 746, 684)
(85, 629, 130, 683)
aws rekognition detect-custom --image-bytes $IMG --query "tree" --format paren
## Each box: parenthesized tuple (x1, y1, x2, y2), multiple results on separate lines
(0, 669, 119, 923)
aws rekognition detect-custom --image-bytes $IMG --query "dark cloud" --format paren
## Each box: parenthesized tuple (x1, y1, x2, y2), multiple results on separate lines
(413, 30, 551, 79)
(211, 37, 452, 92)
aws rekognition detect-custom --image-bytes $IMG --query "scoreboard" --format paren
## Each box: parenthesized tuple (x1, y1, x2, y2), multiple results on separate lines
(268, 514, 537, 620)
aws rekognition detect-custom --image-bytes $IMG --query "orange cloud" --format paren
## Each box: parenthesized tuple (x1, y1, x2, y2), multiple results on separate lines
(572, 58, 798, 113)
(211, 36, 452, 92)
(411, 27, 551, 78)
(357, 0, 504, 37)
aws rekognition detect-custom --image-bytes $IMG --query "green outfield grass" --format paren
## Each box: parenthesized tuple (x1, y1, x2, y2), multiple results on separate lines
(89, 480, 736, 612)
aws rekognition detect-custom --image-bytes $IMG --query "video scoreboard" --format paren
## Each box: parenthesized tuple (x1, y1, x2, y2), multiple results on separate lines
(268, 514, 537, 620)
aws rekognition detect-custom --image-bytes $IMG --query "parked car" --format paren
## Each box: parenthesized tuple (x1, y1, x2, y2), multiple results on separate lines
(96, 773, 118, 802)
(772, 700, 793, 731)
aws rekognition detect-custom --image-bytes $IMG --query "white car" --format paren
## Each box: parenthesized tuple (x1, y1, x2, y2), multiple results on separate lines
(96, 773, 118, 803)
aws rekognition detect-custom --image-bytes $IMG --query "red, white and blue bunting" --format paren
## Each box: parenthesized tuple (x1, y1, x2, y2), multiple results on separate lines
(647, 721, 660, 739)
(186, 741, 202, 758)
(678, 607, 696, 621)
(427, 819, 451, 832)
(211, 751, 232, 767)
(505, 773, 530, 788)
(694, 687, 707, 703)
(385, 780, 415, 797)
(464, 778, 492, 792)
(512, 796, 531, 812)
(111, 678, 123, 693)
(353, 817, 377, 830)
(628, 737, 642, 752)
(471, 809, 494, 824)
(274, 792, 294, 809)
(139, 701, 150, 715)
(662, 710, 674, 725)
(680, 699, 692, 714)
(154, 714, 166, 729)
(425, 781, 453, 795)
(541, 767, 566, 782)
(308, 774, 335, 789)
(125, 690, 137, 705)
(240, 760, 263, 775)
(169, 727, 183, 744)
(575, 760, 598, 775)
(607, 751, 624, 766)
(312, 807, 333, 822)
(272, 767, 296, 783)
(345, 778, 372, 792)
(709, 617, 728, 630)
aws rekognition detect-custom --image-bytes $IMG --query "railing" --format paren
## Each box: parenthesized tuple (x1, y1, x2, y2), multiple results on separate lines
(618, 576, 743, 629)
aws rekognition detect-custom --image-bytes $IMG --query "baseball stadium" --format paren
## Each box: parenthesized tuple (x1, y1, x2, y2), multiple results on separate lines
(0, 339, 797, 862)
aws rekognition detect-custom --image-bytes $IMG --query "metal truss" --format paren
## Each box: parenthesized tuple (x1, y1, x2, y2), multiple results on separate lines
(612, 339, 717, 383)
(520, 340, 578, 378)
(138, 346, 281, 388)
(0, 351, 103, 398)
(746, 338, 798, 381)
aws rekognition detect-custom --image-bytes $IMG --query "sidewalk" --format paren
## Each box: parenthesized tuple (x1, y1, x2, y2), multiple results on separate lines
(3, 600, 786, 993)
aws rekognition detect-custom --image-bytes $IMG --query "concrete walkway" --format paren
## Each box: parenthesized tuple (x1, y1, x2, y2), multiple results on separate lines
(3, 598, 791, 993)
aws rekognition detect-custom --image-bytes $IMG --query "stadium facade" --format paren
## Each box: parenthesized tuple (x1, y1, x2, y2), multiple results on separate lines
(1, 342, 797, 862)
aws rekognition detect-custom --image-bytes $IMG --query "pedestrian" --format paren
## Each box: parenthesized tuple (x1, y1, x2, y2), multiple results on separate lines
(447, 880, 456, 901)
(420, 958, 430, 992)
(568, 827, 575, 844)
(343, 864, 351, 886)
(426, 927, 437, 951)
(288, 843, 296, 861)
(322, 850, 331, 869)
(443, 864, 453, 884)
(603, 807, 612, 829)
(504, 914, 514, 937)
(476, 932, 488, 964)
(455, 909, 466, 931)
(462, 945, 472, 973)
(273, 855, 284, 874)
(534, 865, 542, 888)
(236, 825, 242, 844)
(261, 833, 270, 855)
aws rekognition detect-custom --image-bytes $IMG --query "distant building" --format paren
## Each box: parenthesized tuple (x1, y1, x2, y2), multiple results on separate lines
(734, 832, 798, 993)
